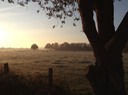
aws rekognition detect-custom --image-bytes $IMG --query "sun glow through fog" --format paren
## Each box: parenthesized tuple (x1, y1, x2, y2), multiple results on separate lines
(0, 29, 8, 42)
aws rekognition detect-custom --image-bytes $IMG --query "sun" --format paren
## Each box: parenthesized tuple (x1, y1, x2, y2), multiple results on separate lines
(0, 30, 7, 42)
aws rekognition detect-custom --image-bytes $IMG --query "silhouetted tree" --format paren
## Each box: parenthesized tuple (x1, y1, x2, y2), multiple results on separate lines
(78, 1, 128, 95)
(31, 43, 38, 51)
(5, 0, 128, 95)
(45, 43, 52, 50)
(59, 42, 70, 50)
(51, 42, 59, 50)
(45, 42, 92, 51)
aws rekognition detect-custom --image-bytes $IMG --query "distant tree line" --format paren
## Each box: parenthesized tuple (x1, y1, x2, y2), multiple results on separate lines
(44, 42, 128, 52)
(45, 42, 92, 51)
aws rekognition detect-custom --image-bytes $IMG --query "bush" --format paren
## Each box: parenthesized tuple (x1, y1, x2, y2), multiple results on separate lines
(31, 44, 38, 51)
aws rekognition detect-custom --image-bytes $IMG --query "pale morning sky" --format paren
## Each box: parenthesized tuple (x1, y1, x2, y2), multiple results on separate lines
(0, 0, 128, 48)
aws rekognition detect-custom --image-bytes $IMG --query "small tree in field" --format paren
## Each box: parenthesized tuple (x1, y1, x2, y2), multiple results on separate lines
(31, 43, 38, 51)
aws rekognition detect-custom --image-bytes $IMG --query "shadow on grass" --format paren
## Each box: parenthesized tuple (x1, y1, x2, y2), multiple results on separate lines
(0, 71, 72, 95)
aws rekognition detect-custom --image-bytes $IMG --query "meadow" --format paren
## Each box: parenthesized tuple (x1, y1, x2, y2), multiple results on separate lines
(0, 49, 128, 95)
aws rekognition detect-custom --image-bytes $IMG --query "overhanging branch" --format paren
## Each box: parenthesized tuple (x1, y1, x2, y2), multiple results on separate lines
(94, 0, 115, 44)
(106, 12, 128, 54)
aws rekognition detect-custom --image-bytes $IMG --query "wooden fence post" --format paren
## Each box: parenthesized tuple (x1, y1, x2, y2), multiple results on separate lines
(48, 68, 53, 90)
(4, 63, 9, 74)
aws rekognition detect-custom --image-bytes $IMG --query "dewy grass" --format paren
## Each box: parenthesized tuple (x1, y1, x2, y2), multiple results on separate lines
(0, 49, 127, 95)
(0, 70, 72, 95)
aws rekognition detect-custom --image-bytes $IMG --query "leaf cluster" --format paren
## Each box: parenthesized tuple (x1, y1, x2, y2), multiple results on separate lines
(37, 0, 80, 28)
(3, 0, 80, 28)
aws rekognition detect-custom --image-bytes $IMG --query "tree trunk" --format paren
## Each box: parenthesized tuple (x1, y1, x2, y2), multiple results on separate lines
(78, 0, 128, 95)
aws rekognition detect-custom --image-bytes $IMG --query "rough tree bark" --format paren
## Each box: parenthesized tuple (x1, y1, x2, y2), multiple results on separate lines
(78, 0, 128, 95)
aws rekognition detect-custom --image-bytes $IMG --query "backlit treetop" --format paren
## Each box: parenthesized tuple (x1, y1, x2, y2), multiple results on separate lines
(3, 0, 121, 28)
(5, 0, 80, 28)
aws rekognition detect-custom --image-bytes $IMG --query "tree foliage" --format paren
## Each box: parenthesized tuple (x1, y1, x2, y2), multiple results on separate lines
(45, 42, 92, 51)
(31, 43, 38, 50)
(3, 0, 122, 28)
(3, 0, 80, 28)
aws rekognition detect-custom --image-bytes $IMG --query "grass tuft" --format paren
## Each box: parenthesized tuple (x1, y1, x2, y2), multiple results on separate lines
(0, 70, 72, 95)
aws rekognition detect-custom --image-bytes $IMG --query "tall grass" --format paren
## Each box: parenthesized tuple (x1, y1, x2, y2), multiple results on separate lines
(0, 69, 73, 95)
(0, 49, 127, 95)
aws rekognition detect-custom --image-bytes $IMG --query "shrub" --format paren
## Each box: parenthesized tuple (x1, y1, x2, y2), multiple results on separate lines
(31, 44, 38, 51)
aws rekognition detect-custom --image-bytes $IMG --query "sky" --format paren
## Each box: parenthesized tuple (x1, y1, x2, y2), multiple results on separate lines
(0, 0, 128, 48)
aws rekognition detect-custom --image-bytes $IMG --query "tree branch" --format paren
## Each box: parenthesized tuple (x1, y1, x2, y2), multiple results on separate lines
(106, 12, 128, 54)
(79, 0, 107, 67)
(94, 0, 115, 44)
(79, 0, 99, 47)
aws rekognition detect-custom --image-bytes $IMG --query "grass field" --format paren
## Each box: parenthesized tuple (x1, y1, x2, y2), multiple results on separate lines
(0, 49, 128, 95)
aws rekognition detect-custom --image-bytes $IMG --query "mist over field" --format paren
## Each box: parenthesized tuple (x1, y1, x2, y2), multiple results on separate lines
(0, 49, 95, 75)
(0, 49, 128, 95)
